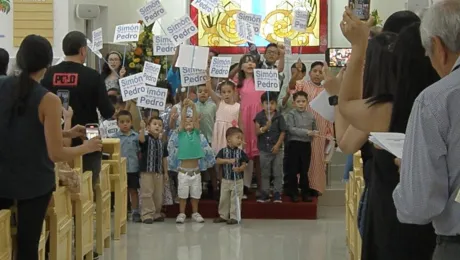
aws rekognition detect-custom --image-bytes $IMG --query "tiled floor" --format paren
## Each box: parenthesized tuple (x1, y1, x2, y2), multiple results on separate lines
(99, 206, 346, 260)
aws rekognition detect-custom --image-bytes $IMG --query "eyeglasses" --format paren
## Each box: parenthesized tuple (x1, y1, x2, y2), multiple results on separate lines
(108, 58, 120, 62)
(265, 51, 278, 55)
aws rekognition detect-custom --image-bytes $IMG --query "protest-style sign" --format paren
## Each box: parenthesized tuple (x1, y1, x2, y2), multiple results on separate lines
(165, 15, 198, 46)
(191, 0, 219, 15)
(137, 86, 168, 110)
(113, 23, 141, 43)
(254, 69, 280, 91)
(175, 45, 209, 70)
(293, 10, 310, 32)
(143, 61, 161, 86)
(86, 39, 103, 59)
(180, 67, 207, 87)
(153, 35, 176, 55)
(236, 19, 255, 43)
(119, 73, 148, 101)
(236, 12, 262, 35)
(284, 38, 292, 55)
(92, 28, 103, 51)
(138, 0, 166, 26)
(103, 120, 119, 137)
(209, 57, 232, 78)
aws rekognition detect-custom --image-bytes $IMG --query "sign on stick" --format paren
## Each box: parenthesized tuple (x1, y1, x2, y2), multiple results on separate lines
(143, 61, 161, 86)
(209, 57, 232, 78)
(254, 69, 280, 91)
(138, 86, 168, 110)
(180, 67, 207, 87)
(119, 73, 147, 101)
(113, 23, 141, 43)
(138, 0, 167, 26)
(153, 36, 176, 55)
(165, 15, 198, 46)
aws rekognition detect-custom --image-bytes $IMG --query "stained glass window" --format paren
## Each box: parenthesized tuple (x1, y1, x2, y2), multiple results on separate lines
(190, 0, 328, 54)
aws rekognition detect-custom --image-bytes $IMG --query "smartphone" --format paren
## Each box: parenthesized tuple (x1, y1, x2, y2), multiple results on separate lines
(325, 48, 352, 67)
(85, 124, 100, 140)
(57, 90, 70, 110)
(349, 0, 370, 20)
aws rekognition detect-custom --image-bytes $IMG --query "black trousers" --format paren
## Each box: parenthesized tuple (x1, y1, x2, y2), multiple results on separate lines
(0, 191, 53, 260)
(286, 141, 312, 195)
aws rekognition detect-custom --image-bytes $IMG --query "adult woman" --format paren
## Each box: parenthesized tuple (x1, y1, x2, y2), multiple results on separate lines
(338, 9, 438, 259)
(101, 51, 126, 91)
(0, 48, 9, 76)
(0, 35, 101, 260)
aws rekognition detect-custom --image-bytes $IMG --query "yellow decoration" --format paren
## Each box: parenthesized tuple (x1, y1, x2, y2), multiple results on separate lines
(146, 51, 153, 57)
(133, 58, 141, 63)
(129, 62, 135, 68)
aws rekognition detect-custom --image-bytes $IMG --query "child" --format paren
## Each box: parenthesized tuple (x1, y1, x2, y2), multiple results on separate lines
(168, 99, 216, 223)
(285, 91, 318, 202)
(195, 84, 218, 198)
(254, 91, 287, 203)
(214, 127, 248, 225)
(138, 116, 169, 223)
(112, 110, 141, 222)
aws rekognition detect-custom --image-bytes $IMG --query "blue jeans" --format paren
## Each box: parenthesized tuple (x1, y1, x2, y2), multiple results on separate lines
(343, 154, 353, 181)
(357, 186, 368, 237)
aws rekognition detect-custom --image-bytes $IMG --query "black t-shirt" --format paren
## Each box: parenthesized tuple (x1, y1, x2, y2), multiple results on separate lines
(41, 61, 114, 146)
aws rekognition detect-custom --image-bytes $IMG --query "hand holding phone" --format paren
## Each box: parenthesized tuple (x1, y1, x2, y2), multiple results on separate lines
(349, 0, 370, 21)
(325, 48, 352, 67)
(57, 90, 70, 110)
(85, 124, 100, 140)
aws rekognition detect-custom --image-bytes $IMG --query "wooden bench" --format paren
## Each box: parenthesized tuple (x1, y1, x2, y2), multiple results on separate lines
(47, 186, 73, 260)
(0, 210, 12, 260)
(102, 139, 128, 240)
(95, 163, 111, 254)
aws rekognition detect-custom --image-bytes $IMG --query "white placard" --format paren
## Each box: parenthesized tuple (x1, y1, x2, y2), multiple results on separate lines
(293, 10, 310, 32)
(153, 35, 176, 55)
(284, 38, 292, 55)
(236, 20, 255, 43)
(368, 132, 405, 159)
(86, 39, 103, 59)
(191, 0, 219, 15)
(165, 15, 198, 46)
(254, 69, 280, 91)
(119, 73, 148, 101)
(236, 12, 262, 35)
(175, 45, 209, 70)
(309, 90, 334, 122)
(143, 61, 161, 86)
(92, 28, 103, 51)
(113, 23, 141, 43)
(138, 0, 166, 26)
(103, 120, 119, 137)
(209, 57, 232, 77)
(180, 67, 207, 87)
(138, 86, 168, 110)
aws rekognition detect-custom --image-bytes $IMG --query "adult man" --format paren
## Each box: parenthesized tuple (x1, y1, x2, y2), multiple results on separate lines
(393, 1, 460, 259)
(41, 31, 114, 187)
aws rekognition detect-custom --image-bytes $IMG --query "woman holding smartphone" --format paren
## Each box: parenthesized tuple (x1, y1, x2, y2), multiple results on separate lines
(0, 35, 102, 260)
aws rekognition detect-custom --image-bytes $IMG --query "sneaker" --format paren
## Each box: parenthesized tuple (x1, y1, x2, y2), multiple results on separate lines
(273, 192, 282, 203)
(192, 212, 205, 223)
(213, 217, 227, 223)
(176, 213, 186, 224)
(256, 194, 270, 203)
(132, 212, 142, 223)
(143, 218, 154, 224)
(227, 219, 238, 225)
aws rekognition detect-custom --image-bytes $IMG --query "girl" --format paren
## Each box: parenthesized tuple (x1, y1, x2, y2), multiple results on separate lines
(168, 99, 215, 223)
(235, 54, 262, 198)
(101, 51, 126, 92)
(208, 79, 240, 154)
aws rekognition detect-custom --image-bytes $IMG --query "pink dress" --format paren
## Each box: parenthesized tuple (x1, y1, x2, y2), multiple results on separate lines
(212, 101, 241, 154)
(238, 79, 263, 159)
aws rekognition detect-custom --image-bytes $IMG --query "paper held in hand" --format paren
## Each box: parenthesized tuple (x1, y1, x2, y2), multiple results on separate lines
(236, 11, 262, 35)
(137, 86, 168, 111)
(86, 39, 103, 59)
(180, 67, 207, 87)
(284, 38, 292, 55)
(368, 132, 405, 159)
(164, 15, 198, 46)
(209, 57, 232, 78)
(92, 28, 103, 51)
(236, 19, 255, 43)
(293, 10, 310, 32)
(153, 35, 176, 56)
(143, 61, 161, 86)
(191, 0, 219, 15)
(309, 90, 334, 122)
(113, 23, 141, 43)
(137, 0, 166, 26)
(175, 45, 209, 70)
(254, 69, 280, 91)
(119, 73, 148, 101)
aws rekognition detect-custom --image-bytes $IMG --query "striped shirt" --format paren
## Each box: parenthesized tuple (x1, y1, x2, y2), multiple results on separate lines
(140, 135, 168, 173)
(393, 57, 460, 236)
(216, 147, 249, 180)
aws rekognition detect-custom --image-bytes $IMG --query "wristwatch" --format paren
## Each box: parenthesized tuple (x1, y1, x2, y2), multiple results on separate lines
(328, 95, 338, 106)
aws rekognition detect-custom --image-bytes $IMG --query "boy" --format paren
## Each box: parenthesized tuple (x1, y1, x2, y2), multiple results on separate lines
(139, 116, 169, 224)
(254, 92, 287, 203)
(195, 84, 218, 199)
(214, 127, 249, 225)
(112, 110, 141, 222)
(285, 91, 318, 202)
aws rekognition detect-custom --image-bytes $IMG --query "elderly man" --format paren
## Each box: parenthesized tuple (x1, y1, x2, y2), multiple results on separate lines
(393, 1, 460, 259)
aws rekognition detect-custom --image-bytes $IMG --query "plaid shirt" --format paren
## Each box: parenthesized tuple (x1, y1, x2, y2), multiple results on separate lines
(216, 147, 249, 180)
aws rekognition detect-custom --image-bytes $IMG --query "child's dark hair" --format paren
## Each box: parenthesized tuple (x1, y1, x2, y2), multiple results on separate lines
(116, 110, 132, 121)
(293, 91, 308, 100)
(152, 109, 160, 115)
(226, 127, 243, 138)
(310, 61, 324, 71)
(218, 79, 236, 89)
(291, 62, 307, 73)
(147, 116, 163, 126)
(237, 54, 257, 88)
(260, 91, 279, 103)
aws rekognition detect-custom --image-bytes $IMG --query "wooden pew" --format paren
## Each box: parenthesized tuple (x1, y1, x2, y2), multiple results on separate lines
(354, 159, 364, 260)
(71, 156, 94, 260)
(102, 139, 128, 240)
(95, 163, 111, 255)
(0, 210, 12, 260)
(38, 222, 47, 260)
(47, 185, 73, 260)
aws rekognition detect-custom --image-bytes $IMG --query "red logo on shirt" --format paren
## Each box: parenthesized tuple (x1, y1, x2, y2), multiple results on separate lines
(52, 73, 78, 87)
